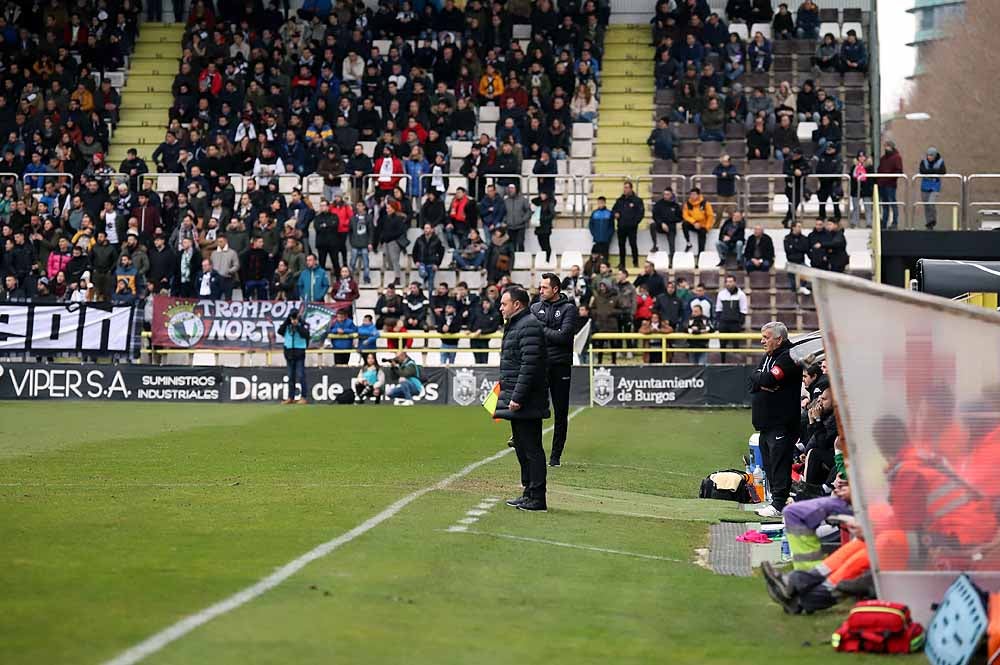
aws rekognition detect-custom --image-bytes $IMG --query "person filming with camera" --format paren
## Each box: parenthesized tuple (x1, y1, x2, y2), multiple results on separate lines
(278, 307, 311, 404)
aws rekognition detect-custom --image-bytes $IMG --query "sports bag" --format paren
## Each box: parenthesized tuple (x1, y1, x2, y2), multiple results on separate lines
(698, 469, 759, 504)
(831, 600, 925, 654)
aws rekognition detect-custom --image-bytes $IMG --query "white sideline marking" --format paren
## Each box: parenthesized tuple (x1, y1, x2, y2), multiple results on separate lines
(466, 509, 488, 516)
(103, 407, 585, 665)
(475, 503, 494, 510)
(446, 525, 469, 533)
(457, 517, 479, 525)
(460, 530, 684, 563)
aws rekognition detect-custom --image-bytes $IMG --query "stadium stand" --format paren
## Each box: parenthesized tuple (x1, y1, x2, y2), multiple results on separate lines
(0, 0, 879, 366)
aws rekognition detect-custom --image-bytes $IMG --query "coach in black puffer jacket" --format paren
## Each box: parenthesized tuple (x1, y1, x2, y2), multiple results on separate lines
(496, 286, 550, 511)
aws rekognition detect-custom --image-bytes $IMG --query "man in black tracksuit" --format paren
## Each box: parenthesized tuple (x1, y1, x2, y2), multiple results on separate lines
(496, 286, 551, 512)
(748, 321, 803, 518)
(530, 273, 578, 467)
(611, 181, 645, 269)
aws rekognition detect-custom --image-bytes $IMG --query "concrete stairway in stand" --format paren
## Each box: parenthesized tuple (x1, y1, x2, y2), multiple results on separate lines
(107, 22, 185, 168)
(592, 24, 655, 205)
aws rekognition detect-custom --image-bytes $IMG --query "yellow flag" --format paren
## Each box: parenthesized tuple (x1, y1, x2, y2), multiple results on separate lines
(482, 382, 500, 416)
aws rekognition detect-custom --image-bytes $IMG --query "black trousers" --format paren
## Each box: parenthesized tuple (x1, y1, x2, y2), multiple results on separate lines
(511, 418, 546, 499)
(316, 244, 336, 271)
(650, 221, 677, 259)
(760, 426, 795, 509)
(804, 447, 835, 486)
(508, 227, 526, 251)
(717, 320, 743, 362)
(471, 338, 491, 364)
(547, 363, 571, 460)
(617, 225, 639, 267)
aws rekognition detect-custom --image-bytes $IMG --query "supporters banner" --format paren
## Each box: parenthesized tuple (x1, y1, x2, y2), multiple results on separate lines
(0, 363, 447, 405)
(0, 303, 136, 354)
(149, 297, 351, 349)
(587, 365, 750, 407)
(813, 271, 1000, 624)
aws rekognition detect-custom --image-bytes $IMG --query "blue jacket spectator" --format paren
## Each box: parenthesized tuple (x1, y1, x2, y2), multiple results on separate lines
(478, 187, 506, 230)
(589, 199, 615, 250)
(702, 14, 729, 53)
(299, 0, 333, 19)
(919, 148, 946, 192)
(328, 312, 358, 351)
(358, 317, 379, 350)
(795, 1, 820, 39)
(280, 133, 309, 176)
(678, 34, 705, 68)
(747, 34, 772, 72)
(297, 257, 330, 302)
(839, 31, 868, 72)
(404, 154, 430, 198)
(23, 154, 49, 189)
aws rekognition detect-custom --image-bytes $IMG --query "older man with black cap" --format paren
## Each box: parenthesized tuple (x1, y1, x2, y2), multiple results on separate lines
(497, 286, 551, 512)
(749, 321, 803, 518)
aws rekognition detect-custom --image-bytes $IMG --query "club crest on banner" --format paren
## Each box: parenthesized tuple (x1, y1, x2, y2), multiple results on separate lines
(593, 367, 614, 406)
(452, 368, 478, 406)
(163, 302, 205, 348)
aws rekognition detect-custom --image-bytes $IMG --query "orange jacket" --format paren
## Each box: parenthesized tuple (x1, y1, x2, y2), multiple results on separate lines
(682, 195, 715, 230)
(479, 74, 504, 99)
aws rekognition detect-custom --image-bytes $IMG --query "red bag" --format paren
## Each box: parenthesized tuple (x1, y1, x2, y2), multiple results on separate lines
(832, 601, 925, 654)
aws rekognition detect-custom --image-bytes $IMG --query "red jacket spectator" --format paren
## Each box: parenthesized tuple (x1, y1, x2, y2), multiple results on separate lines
(198, 67, 223, 96)
(63, 24, 88, 48)
(401, 121, 428, 145)
(331, 202, 352, 232)
(877, 143, 903, 188)
(373, 155, 404, 191)
(132, 203, 161, 237)
(635, 292, 654, 321)
(499, 85, 529, 109)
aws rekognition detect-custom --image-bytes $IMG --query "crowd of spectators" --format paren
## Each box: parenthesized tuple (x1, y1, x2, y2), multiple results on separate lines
(0, 0, 616, 305)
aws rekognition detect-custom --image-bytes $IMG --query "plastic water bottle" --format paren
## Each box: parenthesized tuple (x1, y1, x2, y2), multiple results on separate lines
(752, 465, 765, 502)
(781, 538, 792, 562)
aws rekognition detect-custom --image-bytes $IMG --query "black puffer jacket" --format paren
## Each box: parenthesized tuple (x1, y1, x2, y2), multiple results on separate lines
(530, 293, 577, 366)
(496, 308, 550, 420)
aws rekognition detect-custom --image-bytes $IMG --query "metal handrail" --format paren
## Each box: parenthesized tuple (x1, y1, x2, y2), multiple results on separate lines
(962, 174, 1000, 230)
(364, 173, 412, 198)
(910, 173, 964, 230)
(868, 172, 909, 228)
(689, 172, 744, 210)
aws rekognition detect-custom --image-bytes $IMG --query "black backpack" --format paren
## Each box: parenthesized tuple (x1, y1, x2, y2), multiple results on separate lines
(699, 469, 759, 503)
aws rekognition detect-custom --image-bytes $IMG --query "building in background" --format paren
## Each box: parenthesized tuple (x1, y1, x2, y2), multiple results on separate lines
(906, 0, 965, 78)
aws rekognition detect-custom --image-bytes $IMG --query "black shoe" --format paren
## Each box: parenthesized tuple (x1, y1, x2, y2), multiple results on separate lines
(548, 457, 561, 467)
(517, 498, 548, 511)
(505, 495, 528, 507)
(761, 561, 793, 601)
(651, 245, 659, 252)
(684, 243, 692, 252)
(716, 259, 725, 267)
(506, 435, 514, 448)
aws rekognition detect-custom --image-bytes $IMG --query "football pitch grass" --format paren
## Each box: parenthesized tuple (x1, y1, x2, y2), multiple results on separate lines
(0, 403, 890, 664)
